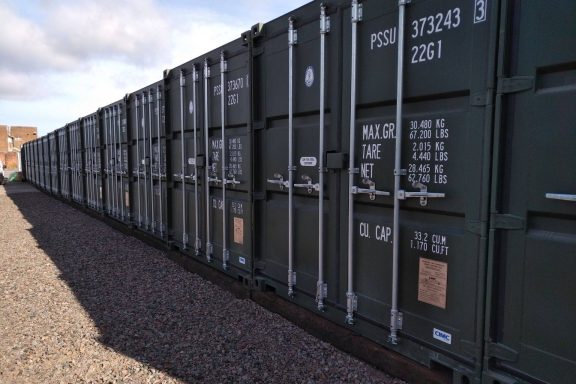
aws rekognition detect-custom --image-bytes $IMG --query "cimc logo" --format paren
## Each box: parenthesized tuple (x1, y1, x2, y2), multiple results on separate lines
(433, 328, 452, 345)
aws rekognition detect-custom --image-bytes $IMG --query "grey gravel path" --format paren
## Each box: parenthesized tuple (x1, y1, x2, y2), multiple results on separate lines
(0, 183, 404, 384)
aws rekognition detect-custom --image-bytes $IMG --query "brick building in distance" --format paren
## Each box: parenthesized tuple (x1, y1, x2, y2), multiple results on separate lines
(0, 125, 38, 171)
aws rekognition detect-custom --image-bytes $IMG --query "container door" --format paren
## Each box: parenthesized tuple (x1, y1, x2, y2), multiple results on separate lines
(116, 103, 130, 222)
(131, 93, 150, 231)
(150, 86, 167, 237)
(45, 138, 51, 192)
(49, 134, 58, 194)
(485, 2, 576, 383)
(204, 39, 253, 279)
(84, 118, 94, 207)
(254, 3, 342, 307)
(31, 142, 36, 185)
(103, 109, 113, 215)
(95, 115, 102, 210)
(40, 138, 46, 190)
(71, 122, 85, 204)
(120, 102, 131, 222)
(103, 104, 129, 221)
(70, 126, 76, 199)
(58, 130, 69, 199)
(88, 114, 103, 210)
(340, 0, 496, 376)
(167, 67, 205, 253)
(35, 141, 40, 186)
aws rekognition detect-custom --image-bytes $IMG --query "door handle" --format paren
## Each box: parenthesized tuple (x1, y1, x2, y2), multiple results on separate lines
(546, 193, 576, 202)
(398, 182, 445, 206)
(293, 174, 319, 194)
(351, 178, 390, 200)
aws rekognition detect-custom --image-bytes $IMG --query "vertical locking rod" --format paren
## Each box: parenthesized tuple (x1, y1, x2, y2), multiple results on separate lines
(120, 108, 126, 218)
(156, 85, 164, 237)
(346, 0, 362, 325)
(103, 110, 110, 214)
(90, 117, 95, 208)
(317, 3, 329, 311)
(221, 51, 229, 270)
(90, 117, 95, 207)
(87, 121, 90, 205)
(142, 93, 149, 229)
(193, 65, 201, 255)
(86, 119, 90, 206)
(85, 118, 91, 207)
(204, 59, 213, 262)
(96, 115, 100, 209)
(117, 106, 125, 220)
(87, 119, 92, 207)
(390, 0, 409, 345)
(114, 109, 119, 214)
(135, 96, 142, 226)
(288, 17, 297, 297)
(71, 132, 73, 198)
(148, 89, 155, 232)
(111, 108, 117, 216)
(179, 71, 187, 248)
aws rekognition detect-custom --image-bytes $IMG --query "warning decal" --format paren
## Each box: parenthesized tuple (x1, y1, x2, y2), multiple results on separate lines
(418, 258, 448, 309)
(233, 217, 244, 245)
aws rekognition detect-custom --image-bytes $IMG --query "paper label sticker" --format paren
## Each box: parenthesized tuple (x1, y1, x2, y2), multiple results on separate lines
(300, 156, 317, 167)
(125, 192, 130, 207)
(188, 157, 195, 165)
(418, 258, 448, 309)
(233, 217, 244, 245)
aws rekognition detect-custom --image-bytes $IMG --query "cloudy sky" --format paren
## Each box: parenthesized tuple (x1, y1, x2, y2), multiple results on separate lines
(0, 0, 310, 136)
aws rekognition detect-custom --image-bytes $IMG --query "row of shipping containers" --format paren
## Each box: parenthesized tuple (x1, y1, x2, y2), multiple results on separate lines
(22, 1, 576, 383)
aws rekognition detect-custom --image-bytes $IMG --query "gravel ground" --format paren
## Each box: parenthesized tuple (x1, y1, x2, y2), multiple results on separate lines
(0, 183, 405, 384)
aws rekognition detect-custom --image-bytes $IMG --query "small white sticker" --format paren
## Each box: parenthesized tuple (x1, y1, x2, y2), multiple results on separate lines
(188, 157, 195, 165)
(189, 100, 194, 114)
(305, 66, 314, 87)
(300, 156, 317, 167)
(433, 328, 452, 344)
(239, 256, 246, 265)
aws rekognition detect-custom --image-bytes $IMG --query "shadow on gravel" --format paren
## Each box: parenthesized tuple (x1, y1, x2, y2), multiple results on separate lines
(4, 183, 263, 383)
(5, 183, 410, 384)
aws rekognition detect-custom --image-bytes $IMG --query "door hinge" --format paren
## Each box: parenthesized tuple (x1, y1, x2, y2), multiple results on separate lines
(491, 213, 525, 230)
(497, 76, 534, 94)
(465, 220, 482, 235)
(486, 342, 519, 362)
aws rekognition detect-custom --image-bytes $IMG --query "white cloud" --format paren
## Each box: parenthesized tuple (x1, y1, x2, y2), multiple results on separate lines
(0, 5, 77, 72)
(0, 0, 311, 135)
(44, 0, 171, 65)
